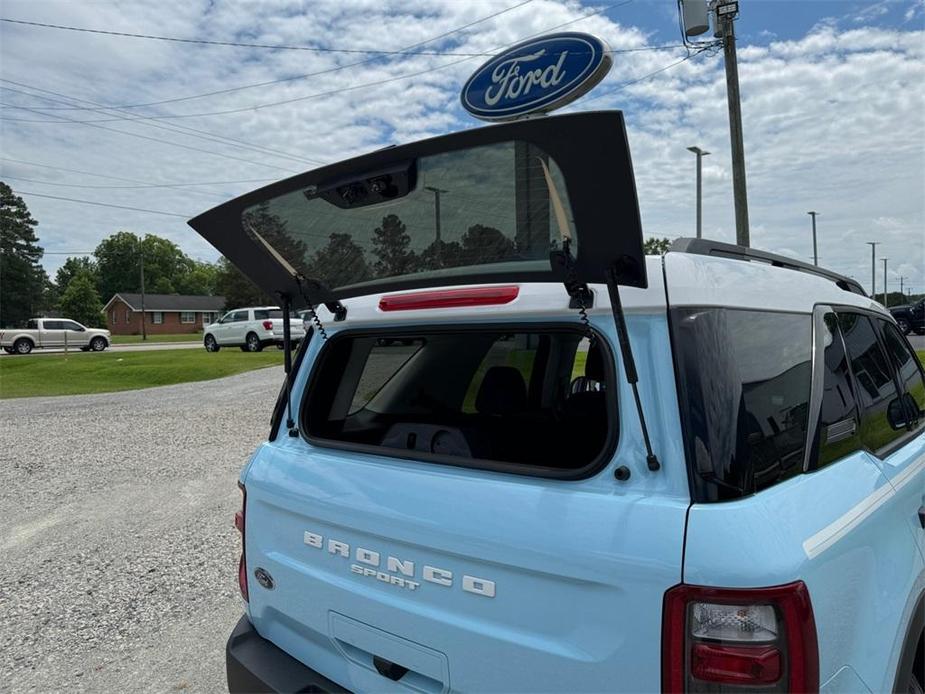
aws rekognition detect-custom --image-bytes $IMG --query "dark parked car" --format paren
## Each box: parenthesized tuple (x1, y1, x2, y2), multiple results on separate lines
(890, 298, 925, 335)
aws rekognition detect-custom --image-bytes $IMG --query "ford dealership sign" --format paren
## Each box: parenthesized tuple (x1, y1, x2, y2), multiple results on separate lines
(461, 33, 612, 121)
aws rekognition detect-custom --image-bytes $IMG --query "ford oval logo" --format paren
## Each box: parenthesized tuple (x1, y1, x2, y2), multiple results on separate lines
(461, 32, 612, 121)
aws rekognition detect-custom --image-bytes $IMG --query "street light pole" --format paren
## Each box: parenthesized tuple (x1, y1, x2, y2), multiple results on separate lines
(424, 186, 448, 243)
(882, 257, 888, 308)
(139, 238, 147, 341)
(866, 241, 879, 298)
(717, 2, 750, 247)
(807, 211, 819, 266)
(687, 146, 710, 238)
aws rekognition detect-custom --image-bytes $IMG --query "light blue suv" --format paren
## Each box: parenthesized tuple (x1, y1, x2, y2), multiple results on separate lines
(190, 111, 925, 693)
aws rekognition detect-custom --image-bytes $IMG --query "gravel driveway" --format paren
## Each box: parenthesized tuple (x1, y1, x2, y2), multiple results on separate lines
(0, 366, 284, 692)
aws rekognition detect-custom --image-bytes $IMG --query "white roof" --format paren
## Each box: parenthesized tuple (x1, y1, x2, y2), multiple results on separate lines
(309, 253, 884, 327)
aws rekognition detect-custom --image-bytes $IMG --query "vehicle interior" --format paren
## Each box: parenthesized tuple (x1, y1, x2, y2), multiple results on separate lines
(302, 328, 616, 474)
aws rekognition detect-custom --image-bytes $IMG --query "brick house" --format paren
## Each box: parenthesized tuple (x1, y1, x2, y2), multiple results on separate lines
(103, 293, 226, 335)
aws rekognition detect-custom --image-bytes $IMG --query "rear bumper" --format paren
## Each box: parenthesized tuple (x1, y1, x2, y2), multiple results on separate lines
(226, 614, 349, 693)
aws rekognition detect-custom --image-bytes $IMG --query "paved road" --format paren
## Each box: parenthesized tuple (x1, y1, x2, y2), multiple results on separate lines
(908, 333, 925, 352)
(0, 341, 203, 357)
(0, 367, 284, 692)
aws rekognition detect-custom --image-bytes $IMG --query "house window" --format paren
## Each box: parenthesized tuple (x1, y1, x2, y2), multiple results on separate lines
(126, 310, 131, 323)
(111, 310, 118, 324)
(152, 312, 164, 324)
(180, 311, 195, 324)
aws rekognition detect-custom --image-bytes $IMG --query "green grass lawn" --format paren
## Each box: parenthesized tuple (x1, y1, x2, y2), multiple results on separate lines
(0, 348, 284, 398)
(110, 333, 203, 344)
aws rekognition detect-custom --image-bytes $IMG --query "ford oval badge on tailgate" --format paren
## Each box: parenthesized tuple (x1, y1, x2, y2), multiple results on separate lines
(461, 32, 612, 121)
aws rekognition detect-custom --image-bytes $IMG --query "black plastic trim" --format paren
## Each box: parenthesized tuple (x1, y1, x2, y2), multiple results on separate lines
(670, 237, 867, 297)
(298, 322, 619, 481)
(226, 614, 350, 693)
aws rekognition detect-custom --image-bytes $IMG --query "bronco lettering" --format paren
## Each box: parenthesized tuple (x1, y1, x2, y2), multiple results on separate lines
(305, 530, 496, 598)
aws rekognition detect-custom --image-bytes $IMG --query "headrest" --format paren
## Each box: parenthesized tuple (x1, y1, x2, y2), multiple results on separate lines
(476, 366, 527, 416)
(585, 342, 606, 382)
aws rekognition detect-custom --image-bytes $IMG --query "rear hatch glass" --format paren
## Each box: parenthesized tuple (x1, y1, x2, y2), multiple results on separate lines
(188, 111, 647, 308)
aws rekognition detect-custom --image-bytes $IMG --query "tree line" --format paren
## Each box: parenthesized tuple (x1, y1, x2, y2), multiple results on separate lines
(0, 183, 264, 328)
(2, 181, 688, 329)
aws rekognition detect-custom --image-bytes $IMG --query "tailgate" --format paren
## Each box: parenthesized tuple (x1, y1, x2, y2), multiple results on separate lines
(244, 438, 687, 692)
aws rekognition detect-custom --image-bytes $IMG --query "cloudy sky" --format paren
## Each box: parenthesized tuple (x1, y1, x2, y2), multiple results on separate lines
(1, 0, 922, 295)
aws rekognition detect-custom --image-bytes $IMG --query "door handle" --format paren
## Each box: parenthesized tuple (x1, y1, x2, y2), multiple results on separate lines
(919, 506, 925, 529)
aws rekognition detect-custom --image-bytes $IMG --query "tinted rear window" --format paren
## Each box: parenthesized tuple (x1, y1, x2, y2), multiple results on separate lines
(241, 141, 577, 294)
(302, 328, 615, 478)
(671, 309, 813, 502)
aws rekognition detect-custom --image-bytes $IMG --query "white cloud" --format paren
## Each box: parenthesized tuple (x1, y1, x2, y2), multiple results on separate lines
(0, 0, 922, 296)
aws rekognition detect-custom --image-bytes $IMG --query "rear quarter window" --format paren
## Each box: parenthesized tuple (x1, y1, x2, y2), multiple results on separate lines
(671, 308, 813, 502)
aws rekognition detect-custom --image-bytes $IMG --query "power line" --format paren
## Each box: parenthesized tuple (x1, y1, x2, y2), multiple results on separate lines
(0, 5, 666, 63)
(0, 155, 269, 188)
(0, 80, 325, 167)
(581, 45, 716, 104)
(13, 190, 191, 217)
(0, 1, 538, 113)
(0, 1, 673, 122)
(4, 98, 304, 173)
(0, 173, 275, 190)
(0, 17, 492, 56)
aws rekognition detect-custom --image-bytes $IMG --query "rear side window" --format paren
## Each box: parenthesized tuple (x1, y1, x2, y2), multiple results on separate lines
(671, 309, 812, 501)
(302, 328, 616, 478)
(837, 312, 906, 454)
(810, 313, 862, 469)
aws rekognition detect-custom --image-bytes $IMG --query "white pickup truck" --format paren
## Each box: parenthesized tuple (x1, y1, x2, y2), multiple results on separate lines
(0, 318, 111, 354)
(202, 306, 305, 352)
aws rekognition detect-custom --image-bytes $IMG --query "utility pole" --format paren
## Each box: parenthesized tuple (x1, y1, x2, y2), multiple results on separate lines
(424, 186, 448, 243)
(882, 257, 888, 308)
(899, 276, 904, 296)
(866, 242, 879, 298)
(807, 211, 819, 266)
(687, 146, 709, 238)
(139, 239, 147, 341)
(717, 1, 750, 247)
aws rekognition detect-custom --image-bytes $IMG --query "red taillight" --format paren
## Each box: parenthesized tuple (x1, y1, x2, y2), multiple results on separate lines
(378, 285, 519, 312)
(690, 644, 781, 685)
(235, 483, 248, 602)
(662, 581, 818, 694)
(262, 320, 273, 330)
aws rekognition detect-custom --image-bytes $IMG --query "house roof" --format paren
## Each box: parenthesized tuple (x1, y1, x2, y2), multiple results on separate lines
(104, 293, 226, 312)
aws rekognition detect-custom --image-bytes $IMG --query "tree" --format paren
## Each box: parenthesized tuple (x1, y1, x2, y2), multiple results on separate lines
(59, 271, 104, 327)
(55, 256, 98, 291)
(643, 237, 672, 255)
(372, 214, 417, 277)
(242, 203, 311, 277)
(419, 239, 463, 270)
(0, 182, 49, 326)
(214, 257, 272, 310)
(94, 231, 196, 301)
(460, 224, 515, 266)
(174, 261, 218, 296)
(307, 233, 370, 289)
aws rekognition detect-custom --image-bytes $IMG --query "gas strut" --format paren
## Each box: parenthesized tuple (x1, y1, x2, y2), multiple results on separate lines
(279, 292, 296, 434)
(605, 265, 660, 472)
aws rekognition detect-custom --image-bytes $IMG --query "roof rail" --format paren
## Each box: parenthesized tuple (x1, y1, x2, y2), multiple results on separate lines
(669, 237, 867, 297)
